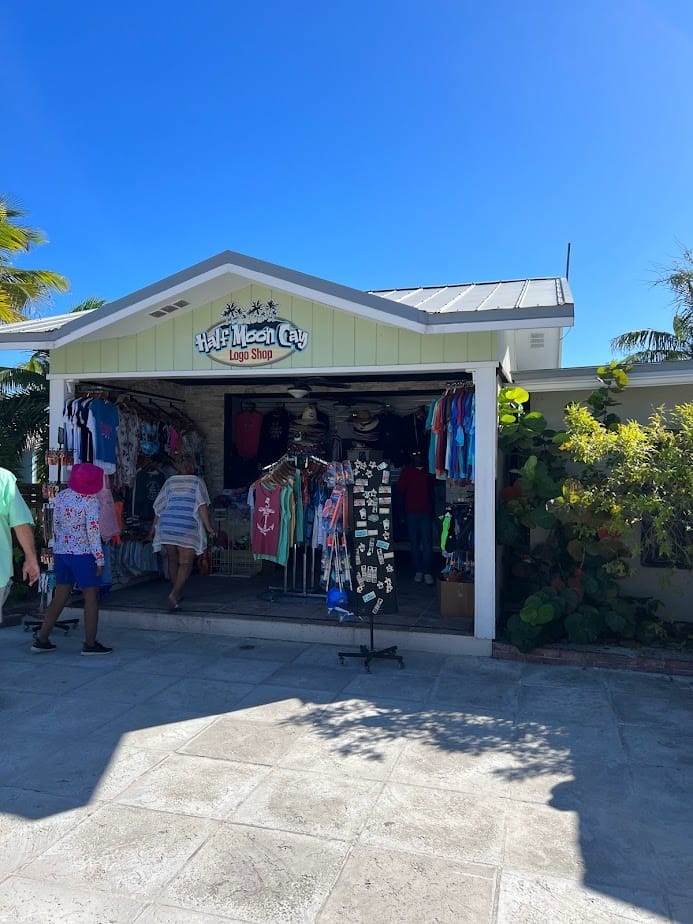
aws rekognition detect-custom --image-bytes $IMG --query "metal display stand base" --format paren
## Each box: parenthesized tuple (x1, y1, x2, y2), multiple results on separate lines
(338, 614, 405, 672)
(23, 615, 79, 636)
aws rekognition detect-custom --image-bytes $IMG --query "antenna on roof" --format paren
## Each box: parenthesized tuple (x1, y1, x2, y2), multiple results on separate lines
(565, 242, 572, 280)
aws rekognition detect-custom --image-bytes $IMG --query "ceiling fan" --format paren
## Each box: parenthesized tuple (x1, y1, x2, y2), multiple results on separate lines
(286, 377, 352, 399)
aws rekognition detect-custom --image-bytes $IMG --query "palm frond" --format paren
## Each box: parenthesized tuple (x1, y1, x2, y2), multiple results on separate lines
(610, 326, 693, 363)
(0, 365, 48, 394)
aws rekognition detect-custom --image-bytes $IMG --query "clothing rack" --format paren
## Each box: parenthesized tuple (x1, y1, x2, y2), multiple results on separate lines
(75, 381, 185, 404)
(261, 452, 328, 472)
(255, 453, 329, 600)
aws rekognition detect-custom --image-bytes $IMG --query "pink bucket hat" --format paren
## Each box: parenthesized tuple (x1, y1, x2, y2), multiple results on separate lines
(67, 462, 104, 496)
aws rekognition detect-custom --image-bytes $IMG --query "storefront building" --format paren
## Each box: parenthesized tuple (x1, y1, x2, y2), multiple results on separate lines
(0, 251, 574, 653)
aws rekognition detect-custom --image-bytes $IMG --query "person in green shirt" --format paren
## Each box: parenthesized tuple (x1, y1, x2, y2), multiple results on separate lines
(0, 467, 40, 624)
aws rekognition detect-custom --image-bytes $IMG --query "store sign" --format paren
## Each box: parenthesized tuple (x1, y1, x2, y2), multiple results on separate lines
(193, 298, 309, 366)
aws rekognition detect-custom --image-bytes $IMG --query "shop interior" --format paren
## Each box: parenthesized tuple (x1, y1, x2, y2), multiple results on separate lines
(43, 372, 476, 635)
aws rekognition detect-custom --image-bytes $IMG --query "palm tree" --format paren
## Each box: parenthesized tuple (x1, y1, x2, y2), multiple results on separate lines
(611, 249, 693, 362)
(0, 298, 104, 477)
(0, 196, 69, 323)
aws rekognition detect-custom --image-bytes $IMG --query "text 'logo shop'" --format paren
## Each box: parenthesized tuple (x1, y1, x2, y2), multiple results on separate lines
(193, 299, 309, 366)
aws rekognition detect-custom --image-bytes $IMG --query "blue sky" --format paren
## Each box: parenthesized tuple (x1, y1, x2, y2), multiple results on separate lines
(2, 0, 692, 368)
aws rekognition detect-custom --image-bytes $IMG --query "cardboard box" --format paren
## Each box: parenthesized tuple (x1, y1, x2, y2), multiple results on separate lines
(438, 579, 474, 618)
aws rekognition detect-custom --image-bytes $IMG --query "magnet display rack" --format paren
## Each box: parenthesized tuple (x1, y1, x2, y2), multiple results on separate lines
(338, 460, 404, 671)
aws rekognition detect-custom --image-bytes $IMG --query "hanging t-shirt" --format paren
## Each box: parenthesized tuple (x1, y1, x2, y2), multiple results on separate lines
(258, 407, 291, 463)
(132, 468, 166, 523)
(87, 398, 120, 474)
(234, 409, 264, 459)
(251, 483, 282, 557)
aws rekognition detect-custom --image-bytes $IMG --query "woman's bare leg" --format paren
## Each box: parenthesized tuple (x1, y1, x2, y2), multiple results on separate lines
(36, 584, 73, 643)
(170, 547, 194, 605)
(164, 544, 179, 587)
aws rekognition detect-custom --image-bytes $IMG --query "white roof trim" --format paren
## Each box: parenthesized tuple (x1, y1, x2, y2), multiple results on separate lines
(0, 250, 574, 352)
(514, 361, 693, 392)
(47, 360, 499, 383)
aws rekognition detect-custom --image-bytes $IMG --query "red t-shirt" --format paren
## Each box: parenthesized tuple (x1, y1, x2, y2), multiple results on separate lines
(234, 410, 263, 459)
(251, 483, 282, 556)
(396, 465, 435, 514)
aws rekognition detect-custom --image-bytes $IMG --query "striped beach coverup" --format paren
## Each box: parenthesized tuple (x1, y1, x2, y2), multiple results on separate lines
(152, 475, 210, 554)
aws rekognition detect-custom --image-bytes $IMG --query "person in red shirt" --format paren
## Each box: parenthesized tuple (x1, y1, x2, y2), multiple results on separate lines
(396, 451, 436, 585)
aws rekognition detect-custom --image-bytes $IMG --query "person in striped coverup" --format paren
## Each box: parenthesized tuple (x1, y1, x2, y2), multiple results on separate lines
(150, 455, 214, 611)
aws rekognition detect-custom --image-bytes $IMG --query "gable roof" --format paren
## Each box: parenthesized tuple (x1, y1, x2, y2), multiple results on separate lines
(0, 249, 574, 350)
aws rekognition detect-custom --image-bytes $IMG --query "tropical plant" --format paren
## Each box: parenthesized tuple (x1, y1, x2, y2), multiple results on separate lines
(0, 196, 69, 323)
(497, 361, 692, 652)
(0, 298, 104, 477)
(611, 248, 693, 362)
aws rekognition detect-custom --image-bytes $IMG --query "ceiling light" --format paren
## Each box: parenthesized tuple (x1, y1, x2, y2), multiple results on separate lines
(287, 385, 311, 400)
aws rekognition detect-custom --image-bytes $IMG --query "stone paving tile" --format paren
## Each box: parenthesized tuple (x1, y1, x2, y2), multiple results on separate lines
(230, 683, 337, 723)
(5, 734, 168, 803)
(340, 667, 437, 703)
(0, 658, 101, 695)
(0, 625, 690, 924)
(107, 712, 219, 753)
(162, 822, 348, 922)
(0, 875, 145, 923)
(610, 689, 693, 730)
(279, 726, 407, 782)
(135, 905, 244, 923)
(263, 661, 358, 694)
(67, 665, 179, 705)
(429, 672, 519, 717)
(195, 654, 286, 683)
(506, 757, 632, 809)
(0, 789, 98, 879)
(120, 648, 224, 677)
(231, 767, 382, 840)
(318, 844, 495, 923)
(668, 892, 693, 924)
(619, 723, 693, 768)
(516, 682, 616, 728)
(513, 718, 626, 764)
(115, 751, 270, 819)
(496, 871, 670, 923)
(391, 735, 514, 797)
(519, 663, 607, 687)
(441, 654, 524, 680)
(503, 801, 586, 880)
(359, 783, 506, 865)
(180, 714, 309, 765)
(22, 803, 219, 899)
(220, 637, 314, 661)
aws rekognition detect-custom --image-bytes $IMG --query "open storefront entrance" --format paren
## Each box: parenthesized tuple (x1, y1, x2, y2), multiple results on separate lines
(47, 368, 491, 652)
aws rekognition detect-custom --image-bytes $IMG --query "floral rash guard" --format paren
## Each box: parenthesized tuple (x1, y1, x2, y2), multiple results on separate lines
(52, 488, 104, 565)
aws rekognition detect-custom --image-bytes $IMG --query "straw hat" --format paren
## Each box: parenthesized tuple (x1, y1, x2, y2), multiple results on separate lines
(67, 462, 104, 496)
(300, 405, 320, 425)
(352, 409, 380, 433)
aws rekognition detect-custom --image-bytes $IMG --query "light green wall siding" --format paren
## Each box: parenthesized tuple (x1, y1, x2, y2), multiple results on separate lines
(49, 284, 497, 376)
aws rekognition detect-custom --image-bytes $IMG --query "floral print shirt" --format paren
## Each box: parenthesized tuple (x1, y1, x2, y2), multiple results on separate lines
(52, 488, 104, 565)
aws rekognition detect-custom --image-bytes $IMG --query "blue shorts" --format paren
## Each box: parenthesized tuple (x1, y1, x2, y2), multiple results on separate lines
(53, 554, 101, 589)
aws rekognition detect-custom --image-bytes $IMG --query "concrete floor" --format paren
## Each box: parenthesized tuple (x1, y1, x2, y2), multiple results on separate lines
(0, 624, 691, 923)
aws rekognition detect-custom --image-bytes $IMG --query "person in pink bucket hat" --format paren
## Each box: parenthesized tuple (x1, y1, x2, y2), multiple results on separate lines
(32, 462, 113, 655)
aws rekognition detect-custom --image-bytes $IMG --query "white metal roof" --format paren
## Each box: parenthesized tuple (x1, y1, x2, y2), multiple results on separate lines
(0, 251, 574, 351)
(371, 278, 569, 314)
(0, 311, 96, 335)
